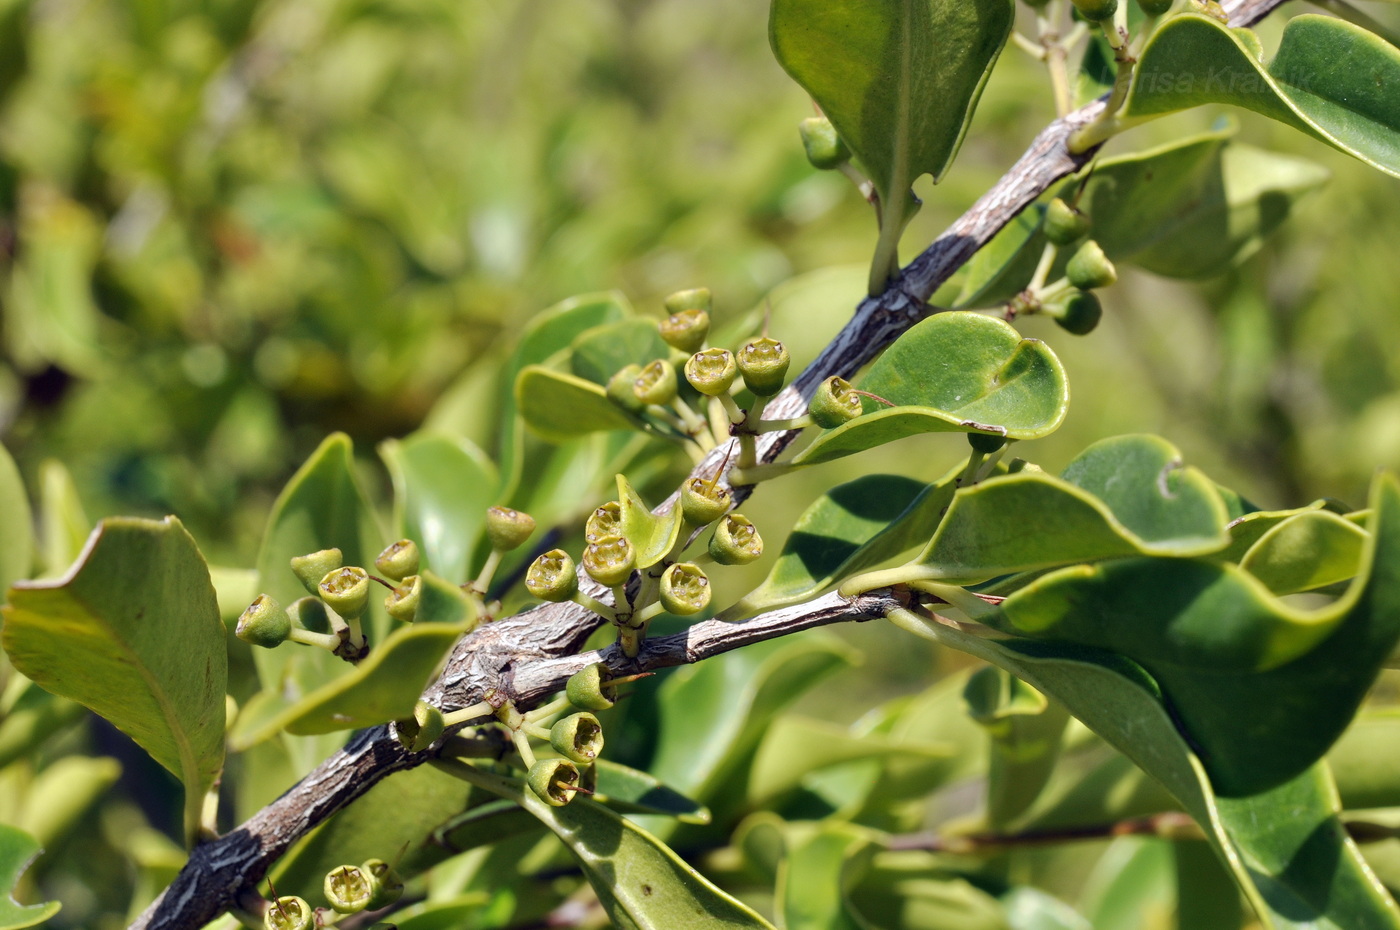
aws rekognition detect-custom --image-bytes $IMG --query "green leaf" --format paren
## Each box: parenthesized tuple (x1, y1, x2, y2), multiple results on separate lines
(889, 611, 1400, 929)
(37, 460, 89, 579)
(769, 0, 1014, 203)
(498, 292, 631, 499)
(387, 895, 492, 930)
(777, 822, 875, 930)
(444, 763, 776, 930)
(591, 759, 711, 824)
(2, 516, 225, 844)
(1328, 710, 1400, 811)
(1125, 14, 1400, 178)
(0, 825, 60, 930)
(885, 435, 1228, 586)
(0, 443, 32, 594)
(847, 850, 1010, 930)
(1240, 509, 1367, 595)
(1077, 838, 1174, 930)
(794, 313, 1068, 466)
(963, 667, 1069, 829)
(234, 574, 473, 742)
(516, 366, 639, 442)
(731, 466, 962, 618)
(617, 474, 681, 571)
(381, 432, 499, 584)
(572, 319, 670, 386)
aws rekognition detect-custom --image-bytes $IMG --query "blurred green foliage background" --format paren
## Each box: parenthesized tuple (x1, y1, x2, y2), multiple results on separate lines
(2, 0, 1400, 925)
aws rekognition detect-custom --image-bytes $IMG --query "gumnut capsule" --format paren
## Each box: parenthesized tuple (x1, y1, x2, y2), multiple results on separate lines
(583, 535, 636, 587)
(709, 515, 763, 566)
(680, 477, 731, 526)
(1072, 0, 1118, 20)
(384, 574, 422, 623)
(1055, 290, 1104, 336)
(567, 662, 618, 711)
(663, 287, 713, 316)
(633, 359, 679, 407)
(737, 337, 790, 397)
(808, 377, 864, 429)
(1137, 0, 1172, 13)
(550, 712, 605, 764)
(685, 348, 739, 396)
(374, 539, 419, 582)
(396, 700, 445, 753)
(325, 864, 372, 914)
(1066, 240, 1117, 290)
(798, 116, 852, 170)
(361, 858, 405, 910)
(967, 432, 1008, 455)
(585, 501, 624, 542)
(1043, 198, 1090, 246)
(659, 307, 711, 354)
(526, 550, 579, 602)
(660, 562, 712, 615)
(528, 758, 582, 807)
(607, 364, 648, 413)
(236, 595, 292, 649)
(290, 596, 332, 633)
(291, 548, 342, 595)
(319, 566, 371, 618)
(486, 505, 536, 552)
(264, 896, 314, 930)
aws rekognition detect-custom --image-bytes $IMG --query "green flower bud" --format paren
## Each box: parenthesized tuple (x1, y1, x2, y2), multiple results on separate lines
(236, 595, 292, 649)
(526, 549, 579, 602)
(808, 377, 863, 429)
(396, 700, 445, 752)
(384, 574, 422, 622)
(736, 337, 790, 397)
(528, 758, 581, 807)
(663, 287, 713, 316)
(264, 896, 314, 930)
(290, 596, 332, 633)
(291, 548, 343, 595)
(373, 539, 419, 582)
(325, 864, 372, 914)
(1043, 198, 1090, 246)
(585, 501, 625, 542)
(680, 477, 731, 526)
(1066, 240, 1117, 290)
(1138, 0, 1173, 14)
(659, 562, 712, 615)
(319, 566, 371, 619)
(1072, 0, 1118, 20)
(567, 663, 618, 711)
(967, 432, 1008, 455)
(709, 514, 763, 566)
(1054, 290, 1104, 336)
(361, 859, 405, 911)
(659, 308, 711, 354)
(582, 535, 635, 587)
(607, 364, 648, 413)
(486, 505, 536, 552)
(633, 359, 678, 407)
(550, 712, 605, 764)
(684, 348, 739, 397)
(798, 116, 852, 170)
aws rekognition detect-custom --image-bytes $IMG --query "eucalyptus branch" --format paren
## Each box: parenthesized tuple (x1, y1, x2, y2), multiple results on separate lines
(129, 2, 1288, 926)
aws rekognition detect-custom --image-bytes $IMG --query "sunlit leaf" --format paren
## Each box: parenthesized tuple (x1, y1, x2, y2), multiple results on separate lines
(381, 432, 499, 584)
(0, 825, 60, 929)
(516, 366, 638, 441)
(1240, 509, 1367, 595)
(617, 474, 681, 571)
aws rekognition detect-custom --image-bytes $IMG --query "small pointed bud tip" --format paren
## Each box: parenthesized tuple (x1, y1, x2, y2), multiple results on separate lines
(374, 539, 420, 582)
(526, 550, 579, 602)
(808, 376, 863, 429)
(319, 566, 371, 619)
(798, 116, 852, 170)
(290, 548, 343, 595)
(486, 506, 536, 552)
(684, 348, 739, 397)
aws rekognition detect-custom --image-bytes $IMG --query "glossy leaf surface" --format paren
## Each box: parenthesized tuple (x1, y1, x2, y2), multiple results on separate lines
(1126, 14, 1400, 177)
(381, 432, 499, 584)
(795, 313, 1068, 466)
(516, 366, 638, 441)
(0, 825, 60, 929)
(2, 517, 225, 840)
(769, 0, 1014, 203)
(617, 474, 681, 570)
(1240, 509, 1366, 595)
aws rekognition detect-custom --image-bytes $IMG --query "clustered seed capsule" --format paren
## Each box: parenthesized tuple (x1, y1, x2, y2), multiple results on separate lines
(319, 566, 371, 618)
(1066, 240, 1117, 290)
(685, 348, 738, 396)
(607, 364, 647, 413)
(528, 758, 582, 807)
(585, 501, 624, 542)
(808, 377, 863, 429)
(633, 359, 679, 407)
(374, 539, 419, 582)
(659, 307, 711, 354)
(526, 550, 579, 602)
(396, 700, 445, 753)
(567, 663, 617, 711)
(680, 477, 731, 526)
(1055, 291, 1103, 335)
(264, 896, 314, 930)
(384, 574, 422, 622)
(486, 506, 536, 552)
(709, 514, 763, 566)
(1043, 198, 1090, 246)
(736, 336, 790, 397)
(236, 595, 292, 649)
(583, 535, 636, 587)
(798, 116, 851, 170)
(325, 864, 373, 914)
(291, 548, 342, 595)
(550, 712, 605, 764)
(660, 562, 712, 615)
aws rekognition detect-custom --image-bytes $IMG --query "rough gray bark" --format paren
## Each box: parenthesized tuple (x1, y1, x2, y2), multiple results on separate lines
(131, 2, 1290, 925)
